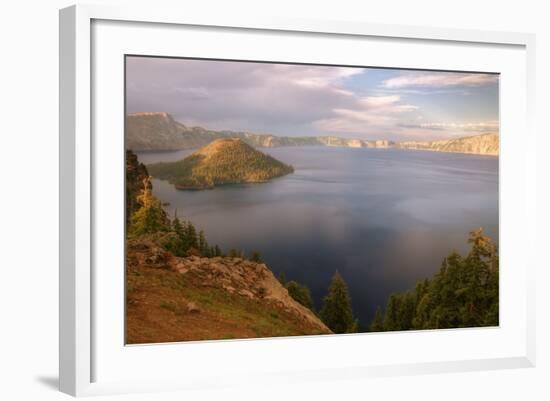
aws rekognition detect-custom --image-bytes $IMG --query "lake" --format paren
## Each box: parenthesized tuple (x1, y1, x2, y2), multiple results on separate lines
(136, 147, 499, 327)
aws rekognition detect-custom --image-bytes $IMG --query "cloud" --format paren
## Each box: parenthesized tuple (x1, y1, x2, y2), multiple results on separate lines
(396, 120, 499, 140)
(417, 121, 498, 131)
(126, 57, 498, 141)
(383, 72, 498, 89)
(126, 57, 363, 134)
(314, 95, 419, 136)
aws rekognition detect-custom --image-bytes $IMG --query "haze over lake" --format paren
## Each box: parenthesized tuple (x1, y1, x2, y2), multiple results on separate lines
(137, 147, 499, 326)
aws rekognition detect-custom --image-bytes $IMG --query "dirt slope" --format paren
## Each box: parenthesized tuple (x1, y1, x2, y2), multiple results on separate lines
(126, 239, 331, 344)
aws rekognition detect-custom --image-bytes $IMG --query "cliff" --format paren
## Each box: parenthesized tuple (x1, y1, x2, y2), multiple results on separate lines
(126, 238, 331, 343)
(147, 138, 294, 189)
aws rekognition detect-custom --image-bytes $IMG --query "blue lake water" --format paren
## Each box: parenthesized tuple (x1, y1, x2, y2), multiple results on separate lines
(136, 147, 499, 327)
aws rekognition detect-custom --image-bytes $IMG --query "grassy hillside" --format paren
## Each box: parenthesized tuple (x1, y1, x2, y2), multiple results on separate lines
(126, 239, 331, 343)
(148, 138, 294, 189)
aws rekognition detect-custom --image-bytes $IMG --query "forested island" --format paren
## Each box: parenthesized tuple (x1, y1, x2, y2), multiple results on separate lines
(147, 138, 294, 190)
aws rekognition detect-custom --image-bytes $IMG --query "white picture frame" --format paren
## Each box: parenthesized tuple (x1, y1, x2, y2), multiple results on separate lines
(59, 3, 536, 397)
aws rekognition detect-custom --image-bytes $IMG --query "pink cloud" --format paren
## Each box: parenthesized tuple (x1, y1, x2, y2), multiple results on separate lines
(383, 72, 498, 89)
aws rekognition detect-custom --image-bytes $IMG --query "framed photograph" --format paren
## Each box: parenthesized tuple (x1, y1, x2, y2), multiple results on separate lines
(60, 4, 536, 396)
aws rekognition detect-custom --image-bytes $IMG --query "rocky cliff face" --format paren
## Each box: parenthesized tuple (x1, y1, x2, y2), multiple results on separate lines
(397, 133, 499, 156)
(126, 238, 331, 343)
(126, 112, 220, 150)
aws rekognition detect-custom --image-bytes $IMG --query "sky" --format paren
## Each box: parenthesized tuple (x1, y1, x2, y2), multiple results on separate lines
(126, 56, 499, 142)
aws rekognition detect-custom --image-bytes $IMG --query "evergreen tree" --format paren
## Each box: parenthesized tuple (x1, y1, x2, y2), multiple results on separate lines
(250, 251, 263, 263)
(198, 230, 208, 255)
(320, 271, 358, 334)
(382, 294, 402, 331)
(172, 212, 184, 237)
(369, 307, 385, 332)
(128, 177, 168, 236)
(214, 245, 222, 257)
(209, 246, 216, 258)
(228, 248, 243, 258)
(372, 228, 499, 332)
(186, 222, 198, 249)
(277, 271, 286, 286)
(285, 280, 314, 311)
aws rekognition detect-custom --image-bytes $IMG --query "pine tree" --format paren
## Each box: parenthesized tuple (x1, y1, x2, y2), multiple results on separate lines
(319, 271, 357, 334)
(172, 212, 184, 237)
(369, 307, 384, 332)
(229, 248, 240, 258)
(198, 230, 208, 255)
(209, 246, 216, 258)
(250, 251, 263, 263)
(372, 228, 499, 332)
(382, 294, 402, 331)
(128, 177, 168, 236)
(186, 222, 198, 249)
(285, 280, 314, 311)
(214, 245, 222, 257)
(277, 271, 286, 286)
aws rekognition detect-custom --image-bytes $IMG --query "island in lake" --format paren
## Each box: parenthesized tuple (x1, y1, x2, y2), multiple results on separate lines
(147, 138, 294, 190)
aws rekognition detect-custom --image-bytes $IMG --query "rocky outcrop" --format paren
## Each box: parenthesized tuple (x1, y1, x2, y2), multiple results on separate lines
(171, 254, 327, 330)
(126, 239, 331, 343)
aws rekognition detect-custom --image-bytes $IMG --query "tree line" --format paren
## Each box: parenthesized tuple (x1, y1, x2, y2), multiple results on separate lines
(369, 228, 499, 332)
(126, 161, 264, 262)
(277, 228, 498, 335)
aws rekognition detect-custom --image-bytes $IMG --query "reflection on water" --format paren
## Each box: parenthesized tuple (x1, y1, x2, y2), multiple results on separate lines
(137, 147, 499, 326)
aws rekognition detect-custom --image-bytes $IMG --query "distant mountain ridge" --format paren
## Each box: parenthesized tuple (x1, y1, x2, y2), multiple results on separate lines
(126, 112, 498, 156)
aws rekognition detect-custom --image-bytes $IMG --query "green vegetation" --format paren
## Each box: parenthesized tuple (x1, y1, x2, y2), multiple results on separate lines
(127, 176, 169, 237)
(369, 228, 499, 332)
(320, 271, 359, 334)
(126, 262, 329, 344)
(127, 150, 268, 262)
(126, 150, 151, 224)
(249, 251, 263, 263)
(274, 272, 316, 312)
(285, 281, 314, 311)
(147, 138, 294, 189)
(277, 271, 286, 286)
